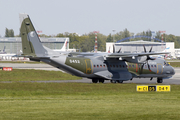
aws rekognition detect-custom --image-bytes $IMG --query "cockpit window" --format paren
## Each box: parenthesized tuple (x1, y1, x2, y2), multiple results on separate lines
(164, 61, 170, 66)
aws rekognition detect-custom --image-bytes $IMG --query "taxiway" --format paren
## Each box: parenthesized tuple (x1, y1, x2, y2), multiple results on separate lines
(1, 63, 180, 84)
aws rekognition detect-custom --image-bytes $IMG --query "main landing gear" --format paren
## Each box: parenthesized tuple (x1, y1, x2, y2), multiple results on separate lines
(110, 80, 123, 83)
(92, 78, 105, 83)
(157, 77, 163, 83)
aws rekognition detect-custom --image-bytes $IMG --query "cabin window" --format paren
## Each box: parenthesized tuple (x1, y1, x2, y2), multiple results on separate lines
(129, 65, 131, 68)
(123, 65, 125, 68)
(116, 65, 118, 68)
(97, 65, 99, 68)
(132, 65, 134, 68)
(100, 65, 102, 68)
(94, 65, 96, 67)
(145, 65, 147, 68)
(113, 65, 115, 67)
(138, 65, 141, 68)
(151, 65, 153, 68)
(126, 65, 128, 68)
(154, 65, 156, 68)
(119, 65, 121, 68)
(103, 65, 106, 67)
(110, 65, 112, 67)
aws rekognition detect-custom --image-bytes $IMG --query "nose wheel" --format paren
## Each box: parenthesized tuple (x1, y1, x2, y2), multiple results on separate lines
(157, 77, 163, 83)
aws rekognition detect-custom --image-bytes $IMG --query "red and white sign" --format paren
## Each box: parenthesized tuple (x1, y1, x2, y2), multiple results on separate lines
(3, 67, 12, 71)
(159, 31, 166, 33)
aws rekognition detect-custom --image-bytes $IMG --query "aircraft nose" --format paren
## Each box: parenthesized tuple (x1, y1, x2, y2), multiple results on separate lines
(171, 67, 175, 75)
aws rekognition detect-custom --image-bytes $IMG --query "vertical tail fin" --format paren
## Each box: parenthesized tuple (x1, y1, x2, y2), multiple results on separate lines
(19, 13, 47, 57)
(60, 39, 68, 51)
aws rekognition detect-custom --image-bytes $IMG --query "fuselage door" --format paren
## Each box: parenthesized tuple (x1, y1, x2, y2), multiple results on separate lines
(85, 59, 93, 74)
(157, 63, 163, 74)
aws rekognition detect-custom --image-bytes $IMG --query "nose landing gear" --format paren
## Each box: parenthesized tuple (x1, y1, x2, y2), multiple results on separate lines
(157, 77, 163, 83)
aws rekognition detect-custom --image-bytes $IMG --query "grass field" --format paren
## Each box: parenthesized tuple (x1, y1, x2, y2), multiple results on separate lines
(0, 83, 180, 120)
(169, 62, 180, 67)
(0, 69, 81, 81)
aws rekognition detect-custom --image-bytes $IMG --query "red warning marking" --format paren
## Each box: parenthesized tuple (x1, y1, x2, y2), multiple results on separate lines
(3, 67, 12, 71)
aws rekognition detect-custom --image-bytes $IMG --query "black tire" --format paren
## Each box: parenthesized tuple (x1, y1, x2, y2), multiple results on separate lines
(117, 80, 123, 83)
(99, 78, 104, 83)
(110, 80, 116, 83)
(157, 78, 163, 83)
(92, 79, 98, 83)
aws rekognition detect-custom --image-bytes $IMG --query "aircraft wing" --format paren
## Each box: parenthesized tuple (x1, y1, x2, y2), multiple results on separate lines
(106, 52, 170, 58)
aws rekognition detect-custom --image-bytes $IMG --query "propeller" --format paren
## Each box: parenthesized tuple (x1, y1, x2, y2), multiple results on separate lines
(140, 61, 151, 74)
(143, 45, 155, 60)
(113, 44, 121, 53)
(140, 45, 154, 73)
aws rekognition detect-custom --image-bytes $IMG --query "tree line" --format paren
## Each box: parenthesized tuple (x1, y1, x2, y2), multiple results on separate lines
(2, 28, 180, 51)
(5, 28, 15, 37)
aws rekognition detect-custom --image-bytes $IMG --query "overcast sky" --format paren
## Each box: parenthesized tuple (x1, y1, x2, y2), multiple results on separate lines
(0, 0, 180, 37)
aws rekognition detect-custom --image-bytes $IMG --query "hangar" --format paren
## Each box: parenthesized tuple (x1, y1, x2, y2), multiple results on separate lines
(0, 37, 69, 54)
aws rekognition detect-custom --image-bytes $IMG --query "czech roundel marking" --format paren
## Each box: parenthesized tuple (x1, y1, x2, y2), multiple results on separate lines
(137, 85, 170, 92)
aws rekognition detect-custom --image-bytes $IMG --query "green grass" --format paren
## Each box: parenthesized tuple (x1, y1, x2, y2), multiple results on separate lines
(0, 83, 180, 119)
(0, 69, 81, 81)
(169, 62, 180, 67)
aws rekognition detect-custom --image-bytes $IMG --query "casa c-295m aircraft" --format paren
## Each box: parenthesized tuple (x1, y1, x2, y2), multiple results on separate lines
(19, 13, 175, 83)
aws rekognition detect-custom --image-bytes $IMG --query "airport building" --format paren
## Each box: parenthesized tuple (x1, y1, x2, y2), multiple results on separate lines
(106, 40, 175, 58)
(0, 37, 69, 54)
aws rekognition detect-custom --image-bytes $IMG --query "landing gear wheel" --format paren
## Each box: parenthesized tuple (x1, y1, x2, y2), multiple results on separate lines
(92, 79, 98, 83)
(117, 80, 123, 83)
(110, 80, 116, 83)
(157, 78, 163, 83)
(99, 78, 104, 83)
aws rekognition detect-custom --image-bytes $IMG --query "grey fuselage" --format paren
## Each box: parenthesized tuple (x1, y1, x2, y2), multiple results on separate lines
(40, 52, 175, 81)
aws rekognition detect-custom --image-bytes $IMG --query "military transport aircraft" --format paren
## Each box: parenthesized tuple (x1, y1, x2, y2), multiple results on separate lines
(19, 13, 175, 83)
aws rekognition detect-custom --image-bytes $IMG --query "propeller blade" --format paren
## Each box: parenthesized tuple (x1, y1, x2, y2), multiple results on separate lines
(143, 45, 146, 53)
(147, 61, 151, 72)
(117, 48, 121, 53)
(113, 44, 115, 53)
(140, 64, 144, 74)
(149, 46, 153, 52)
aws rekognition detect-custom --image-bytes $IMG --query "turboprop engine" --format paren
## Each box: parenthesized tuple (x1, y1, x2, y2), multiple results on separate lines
(118, 45, 155, 64)
(122, 56, 148, 63)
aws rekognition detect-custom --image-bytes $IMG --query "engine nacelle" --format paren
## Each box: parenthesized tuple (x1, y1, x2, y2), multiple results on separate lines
(121, 56, 147, 63)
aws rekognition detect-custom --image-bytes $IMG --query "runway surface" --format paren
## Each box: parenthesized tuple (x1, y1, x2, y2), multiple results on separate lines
(1, 63, 180, 84)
